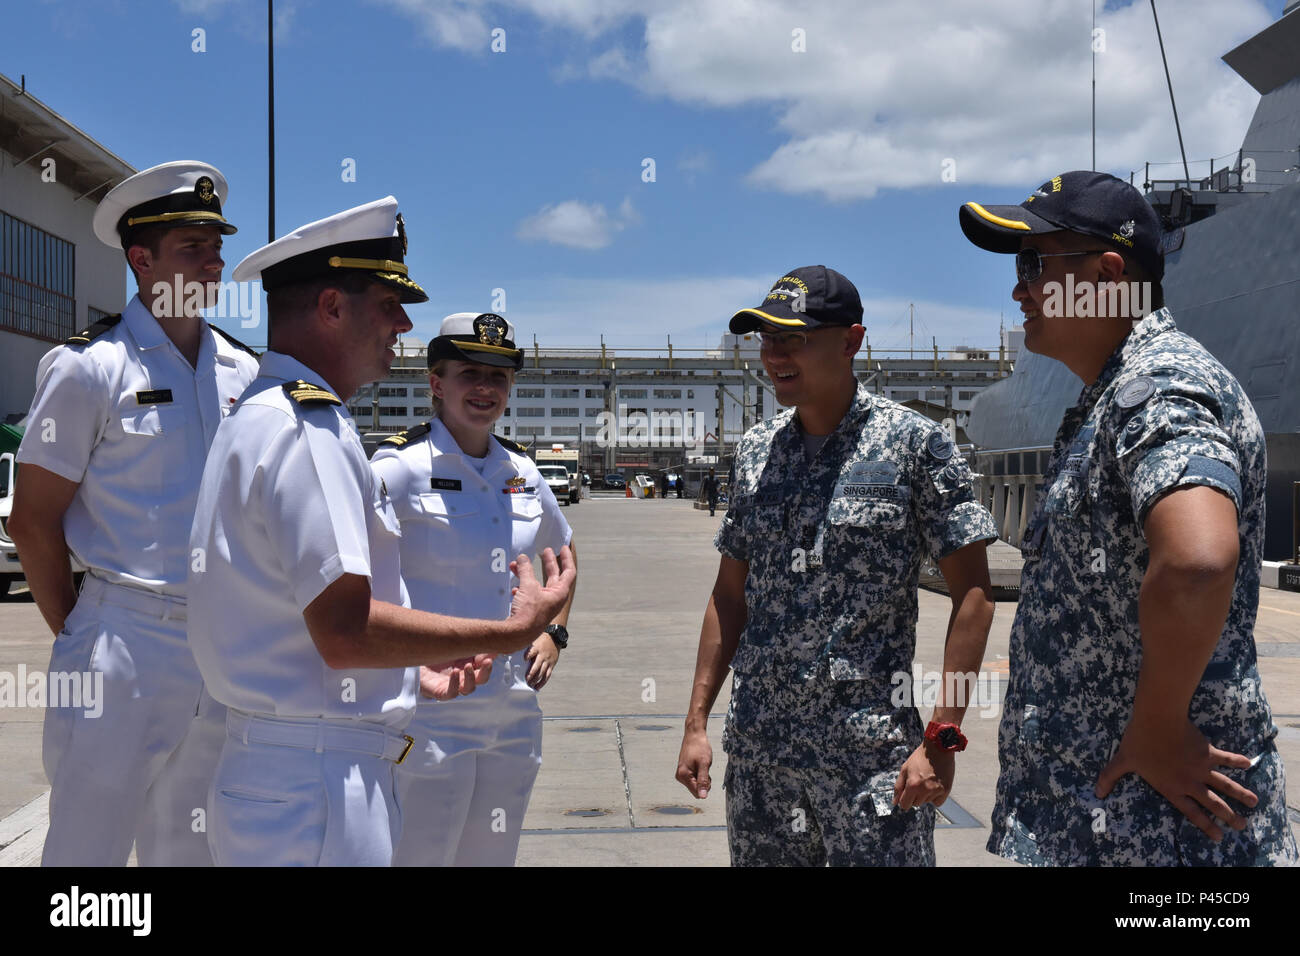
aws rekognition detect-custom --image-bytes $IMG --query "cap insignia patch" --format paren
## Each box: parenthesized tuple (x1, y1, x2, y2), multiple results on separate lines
(475, 313, 508, 346)
(195, 176, 215, 205)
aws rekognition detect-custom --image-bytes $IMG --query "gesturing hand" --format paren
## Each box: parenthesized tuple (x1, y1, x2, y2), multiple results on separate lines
(420, 655, 495, 700)
(505, 547, 576, 650)
(1095, 717, 1258, 842)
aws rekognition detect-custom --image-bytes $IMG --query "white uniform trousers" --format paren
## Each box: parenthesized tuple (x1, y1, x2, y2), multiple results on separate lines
(393, 652, 543, 867)
(208, 711, 409, 867)
(41, 575, 223, 866)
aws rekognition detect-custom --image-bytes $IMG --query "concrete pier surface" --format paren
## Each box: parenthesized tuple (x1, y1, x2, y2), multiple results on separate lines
(2, 494, 1297, 866)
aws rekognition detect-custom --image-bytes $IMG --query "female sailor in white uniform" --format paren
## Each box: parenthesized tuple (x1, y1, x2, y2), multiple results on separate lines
(372, 312, 576, 866)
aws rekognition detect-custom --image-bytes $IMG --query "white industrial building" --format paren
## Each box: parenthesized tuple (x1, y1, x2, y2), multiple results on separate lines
(0, 71, 134, 423)
(350, 329, 1020, 479)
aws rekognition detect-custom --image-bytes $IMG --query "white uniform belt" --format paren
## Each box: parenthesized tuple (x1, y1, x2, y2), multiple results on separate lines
(79, 573, 187, 622)
(226, 710, 415, 764)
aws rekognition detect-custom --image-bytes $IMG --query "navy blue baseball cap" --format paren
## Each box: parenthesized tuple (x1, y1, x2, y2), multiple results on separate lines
(729, 265, 864, 333)
(959, 171, 1164, 280)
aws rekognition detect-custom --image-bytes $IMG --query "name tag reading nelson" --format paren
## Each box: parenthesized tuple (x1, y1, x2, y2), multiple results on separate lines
(833, 460, 908, 501)
(135, 389, 173, 405)
(430, 478, 462, 492)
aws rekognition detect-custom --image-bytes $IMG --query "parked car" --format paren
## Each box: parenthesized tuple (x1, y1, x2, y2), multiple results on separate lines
(602, 473, 625, 489)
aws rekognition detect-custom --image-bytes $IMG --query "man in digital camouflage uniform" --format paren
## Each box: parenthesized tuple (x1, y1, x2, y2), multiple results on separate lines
(960, 170, 1298, 866)
(674, 266, 998, 866)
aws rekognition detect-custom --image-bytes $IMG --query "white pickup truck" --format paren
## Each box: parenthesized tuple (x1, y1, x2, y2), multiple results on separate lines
(0, 451, 21, 593)
(0, 449, 87, 596)
(537, 464, 578, 506)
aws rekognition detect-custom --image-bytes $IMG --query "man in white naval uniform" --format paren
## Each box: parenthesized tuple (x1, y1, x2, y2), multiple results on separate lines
(188, 198, 575, 866)
(10, 161, 259, 866)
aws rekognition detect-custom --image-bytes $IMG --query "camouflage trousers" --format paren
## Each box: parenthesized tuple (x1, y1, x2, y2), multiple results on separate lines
(724, 755, 936, 866)
(988, 744, 1299, 866)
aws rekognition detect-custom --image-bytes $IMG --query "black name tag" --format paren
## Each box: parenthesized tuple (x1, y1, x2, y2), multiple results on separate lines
(431, 477, 462, 492)
(136, 389, 173, 405)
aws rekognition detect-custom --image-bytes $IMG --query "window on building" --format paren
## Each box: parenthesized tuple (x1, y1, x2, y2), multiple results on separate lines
(957, 390, 978, 401)
(551, 388, 579, 398)
(517, 407, 546, 417)
(380, 406, 408, 417)
(891, 390, 919, 401)
(1, 210, 76, 341)
(379, 387, 408, 397)
(550, 425, 580, 436)
(88, 305, 115, 324)
(553, 407, 579, 418)
(515, 387, 545, 398)
(621, 388, 647, 399)
(584, 388, 603, 399)
(584, 407, 602, 417)
(653, 389, 681, 399)
(413, 406, 432, 417)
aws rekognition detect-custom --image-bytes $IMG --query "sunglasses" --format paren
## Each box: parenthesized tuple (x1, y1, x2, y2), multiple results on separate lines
(1015, 247, 1110, 283)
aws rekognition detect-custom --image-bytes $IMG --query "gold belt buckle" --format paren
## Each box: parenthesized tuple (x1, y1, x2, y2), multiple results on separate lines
(396, 734, 414, 765)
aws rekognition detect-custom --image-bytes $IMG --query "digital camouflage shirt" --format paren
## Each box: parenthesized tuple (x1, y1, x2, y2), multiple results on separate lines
(990, 308, 1298, 866)
(715, 383, 997, 773)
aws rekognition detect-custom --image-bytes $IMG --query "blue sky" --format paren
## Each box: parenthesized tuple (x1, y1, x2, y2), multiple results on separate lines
(1, 0, 1286, 350)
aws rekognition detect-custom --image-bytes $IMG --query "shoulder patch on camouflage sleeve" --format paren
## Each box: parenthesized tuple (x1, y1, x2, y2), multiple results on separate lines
(64, 314, 122, 346)
(1115, 375, 1156, 409)
(282, 380, 341, 406)
(380, 421, 432, 447)
(493, 434, 528, 454)
(925, 430, 955, 461)
(211, 325, 261, 360)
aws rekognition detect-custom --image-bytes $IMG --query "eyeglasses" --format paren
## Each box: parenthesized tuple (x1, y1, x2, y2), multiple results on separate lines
(757, 330, 809, 352)
(1015, 248, 1111, 283)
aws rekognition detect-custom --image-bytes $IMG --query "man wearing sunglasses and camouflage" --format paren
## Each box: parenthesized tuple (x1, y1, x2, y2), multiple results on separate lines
(674, 265, 997, 866)
(960, 170, 1296, 866)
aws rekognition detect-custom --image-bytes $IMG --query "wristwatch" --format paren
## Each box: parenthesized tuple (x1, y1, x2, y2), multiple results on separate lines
(544, 624, 569, 650)
(923, 721, 968, 753)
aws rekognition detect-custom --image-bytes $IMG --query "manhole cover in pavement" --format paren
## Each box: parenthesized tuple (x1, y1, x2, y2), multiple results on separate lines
(648, 805, 702, 816)
(564, 808, 612, 818)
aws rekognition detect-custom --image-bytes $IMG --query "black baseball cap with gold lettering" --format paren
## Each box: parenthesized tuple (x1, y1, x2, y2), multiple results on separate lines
(959, 170, 1164, 280)
(729, 265, 863, 333)
(92, 160, 237, 250)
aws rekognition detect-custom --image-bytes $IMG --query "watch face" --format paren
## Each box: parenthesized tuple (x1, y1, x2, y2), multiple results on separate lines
(939, 727, 960, 749)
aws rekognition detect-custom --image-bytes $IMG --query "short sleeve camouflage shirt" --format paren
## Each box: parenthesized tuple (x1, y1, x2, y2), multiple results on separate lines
(715, 384, 997, 772)
(989, 309, 1298, 866)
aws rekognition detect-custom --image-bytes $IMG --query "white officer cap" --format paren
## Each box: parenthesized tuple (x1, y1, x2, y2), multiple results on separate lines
(92, 160, 236, 250)
(428, 312, 522, 369)
(232, 196, 428, 303)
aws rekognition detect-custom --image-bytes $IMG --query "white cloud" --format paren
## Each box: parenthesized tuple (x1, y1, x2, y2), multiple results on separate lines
(386, 0, 1275, 200)
(515, 197, 638, 250)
